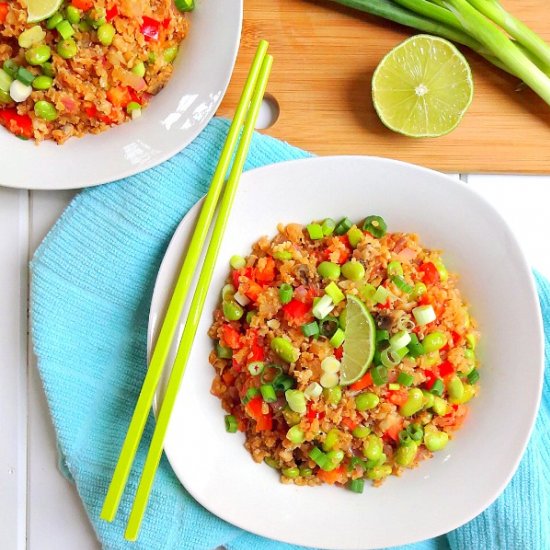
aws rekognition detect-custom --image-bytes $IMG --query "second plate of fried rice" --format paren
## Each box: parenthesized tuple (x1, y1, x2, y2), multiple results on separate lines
(147, 156, 543, 549)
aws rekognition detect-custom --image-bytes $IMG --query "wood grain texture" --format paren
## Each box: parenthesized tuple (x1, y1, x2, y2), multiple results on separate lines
(218, 0, 550, 173)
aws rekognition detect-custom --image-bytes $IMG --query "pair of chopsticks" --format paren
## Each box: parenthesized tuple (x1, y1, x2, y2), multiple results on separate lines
(100, 40, 273, 541)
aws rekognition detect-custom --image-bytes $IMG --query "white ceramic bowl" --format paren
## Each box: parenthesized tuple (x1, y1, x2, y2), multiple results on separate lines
(148, 156, 544, 549)
(0, 0, 242, 190)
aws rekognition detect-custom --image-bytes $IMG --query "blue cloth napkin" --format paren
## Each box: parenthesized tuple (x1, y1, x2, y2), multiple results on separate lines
(31, 118, 549, 550)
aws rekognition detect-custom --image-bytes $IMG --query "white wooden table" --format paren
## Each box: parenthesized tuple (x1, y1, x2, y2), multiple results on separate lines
(1, 175, 549, 549)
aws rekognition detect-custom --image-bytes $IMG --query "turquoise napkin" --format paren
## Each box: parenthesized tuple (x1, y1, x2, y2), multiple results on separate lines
(31, 118, 549, 550)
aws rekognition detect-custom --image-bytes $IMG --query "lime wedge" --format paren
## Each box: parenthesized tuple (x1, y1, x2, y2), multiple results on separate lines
(27, 0, 63, 23)
(372, 34, 473, 138)
(340, 295, 376, 386)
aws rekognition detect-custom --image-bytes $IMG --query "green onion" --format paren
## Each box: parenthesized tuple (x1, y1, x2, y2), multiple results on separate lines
(56, 20, 75, 40)
(273, 373, 295, 392)
(373, 285, 389, 304)
(392, 275, 414, 293)
(430, 379, 445, 396)
(412, 305, 436, 326)
(371, 365, 388, 386)
(260, 384, 277, 403)
(0, 69, 12, 93)
(306, 223, 324, 240)
(334, 217, 353, 235)
(248, 361, 265, 376)
(16, 67, 35, 86)
(313, 294, 335, 319)
(324, 281, 345, 305)
(347, 478, 365, 493)
(467, 368, 480, 384)
(380, 348, 400, 368)
(47, 12, 64, 30)
(221, 283, 236, 300)
(363, 215, 387, 238)
(304, 381, 323, 399)
(302, 321, 320, 338)
(319, 315, 339, 338)
(308, 447, 326, 467)
(278, 283, 293, 304)
(407, 333, 425, 358)
(260, 364, 283, 384)
(466, 333, 477, 350)
(398, 430, 413, 445)
(242, 387, 260, 404)
(216, 342, 233, 359)
(406, 423, 424, 441)
(329, 327, 345, 348)
(285, 389, 306, 413)
(389, 330, 411, 351)
(388, 383, 400, 390)
(376, 329, 389, 342)
(224, 414, 238, 433)
(3, 60, 19, 79)
(273, 250, 292, 260)
(411, 281, 427, 300)
(397, 371, 414, 386)
(271, 337, 299, 363)
(230, 255, 246, 269)
(387, 261, 403, 277)
(322, 218, 336, 236)
(347, 456, 366, 471)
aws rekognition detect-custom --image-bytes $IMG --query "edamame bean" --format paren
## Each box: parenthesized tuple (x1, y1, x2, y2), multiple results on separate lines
(362, 434, 383, 461)
(422, 332, 447, 353)
(399, 388, 424, 417)
(230, 255, 245, 269)
(347, 227, 363, 248)
(355, 392, 379, 411)
(25, 45, 51, 66)
(222, 301, 243, 321)
(422, 390, 435, 409)
(286, 425, 305, 444)
(450, 383, 475, 404)
(285, 390, 306, 414)
(41, 62, 55, 77)
(47, 12, 64, 30)
(32, 75, 53, 90)
(323, 386, 342, 405)
(325, 449, 344, 470)
(395, 443, 418, 466)
(367, 464, 392, 480)
(322, 428, 341, 451)
(447, 375, 464, 401)
(34, 100, 57, 121)
(132, 61, 146, 77)
(66, 5, 81, 24)
(18, 25, 46, 48)
(424, 429, 449, 451)
(57, 38, 78, 59)
(341, 260, 365, 281)
(164, 46, 178, 63)
(410, 281, 427, 300)
(271, 337, 299, 363)
(352, 425, 371, 438)
(97, 23, 116, 46)
(432, 396, 448, 416)
(282, 467, 299, 479)
(317, 261, 341, 280)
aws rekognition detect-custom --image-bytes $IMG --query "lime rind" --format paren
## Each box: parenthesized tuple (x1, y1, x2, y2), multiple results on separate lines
(372, 34, 474, 138)
(340, 295, 376, 386)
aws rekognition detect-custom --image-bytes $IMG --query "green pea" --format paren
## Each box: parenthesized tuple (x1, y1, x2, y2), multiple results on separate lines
(432, 396, 448, 416)
(222, 301, 243, 321)
(341, 261, 365, 281)
(355, 392, 379, 411)
(323, 386, 342, 405)
(347, 227, 363, 248)
(271, 337, 299, 363)
(352, 425, 371, 438)
(32, 75, 53, 90)
(57, 38, 78, 59)
(317, 261, 341, 280)
(367, 464, 392, 480)
(422, 390, 435, 409)
(164, 46, 178, 63)
(362, 434, 383, 461)
(447, 375, 464, 401)
(395, 443, 418, 467)
(132, 61, 146, 77)
(299, 466, 313, 477)
(424, 430, 449, 452)
(25, 45, 52, 66)
(422, 332, 447, 353)
(399, 388, 424, 417)
(34, 100, 57, 121)
(0, 89, 12, 104)
(41, 62, 55, 78)
(322, 428, 341, 451)
(97, 23, 116, 46)
(66, 5, 81, 24)
(282, 467, 300, 479)
(47, 12, 64, 30)
(410, 281, 427, 300)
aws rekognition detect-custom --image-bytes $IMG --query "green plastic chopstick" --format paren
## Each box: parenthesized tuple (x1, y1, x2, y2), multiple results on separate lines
(124, 53, 274, 541)
(100, 39, 270, 524)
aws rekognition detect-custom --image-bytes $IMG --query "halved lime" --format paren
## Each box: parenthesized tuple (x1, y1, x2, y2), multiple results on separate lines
(27, 0, 63, 23)
(372, 34, 474, 138)
(340, 295, 376, 386)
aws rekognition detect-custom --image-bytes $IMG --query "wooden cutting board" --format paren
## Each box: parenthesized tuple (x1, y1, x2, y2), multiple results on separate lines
(218, 0, 550, 173)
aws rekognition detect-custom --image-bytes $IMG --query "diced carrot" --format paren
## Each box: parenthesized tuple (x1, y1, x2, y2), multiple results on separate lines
(317, 465, 345, 485)
(350, 371, 373, 392)
(221, 370, 236, 385)
(71, 0, 93, 10)
(255, 256, 276, 283)
(242, 280, 263, 302)
(220, 324, 241, 350)
(341, 417, 358, 431)
(387, 389, 408, 406)
(0, 2, 9, 23)
(107, 86, 132, 108)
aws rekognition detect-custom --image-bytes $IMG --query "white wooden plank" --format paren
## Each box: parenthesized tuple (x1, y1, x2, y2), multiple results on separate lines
(467, 175, 550, 278)
(27, 190, 99, 550)
(0, 188, 28, 550)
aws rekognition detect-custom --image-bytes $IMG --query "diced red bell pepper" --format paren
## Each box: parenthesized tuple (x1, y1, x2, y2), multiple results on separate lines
(0, 2, 8, 23)
(106, 5, 118, 21)
(306, 401, 325, 421)
(71, 0, 93, 10)
(255, 257, 276, 283)
(341, 417, 358, 431)
(423, 369, 437, 389)
(349, 371, 373, 392)
(438, 360, 456, 378)
(0, 109, 33, 140)
(334, 346, 344, 360)
(377, 299, 391, 310)
(282, 299, 310, 319)
(419, 262, 440, 285)
(245, 396, 272, 431)
(450, 330, 462, 346)
(317, 465, 345, 485)
(162, 17, 171, 29)
(248, 341, 265, 362)
(387, 389, 409, 406)
(140, 16, 161, 41)
(220, 324, 241, 350)
(107, 86, 132, 108)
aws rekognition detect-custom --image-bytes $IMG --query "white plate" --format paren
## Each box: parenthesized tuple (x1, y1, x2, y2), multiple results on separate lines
(0, 0, 242, 190)
(148, 156, 544, 549)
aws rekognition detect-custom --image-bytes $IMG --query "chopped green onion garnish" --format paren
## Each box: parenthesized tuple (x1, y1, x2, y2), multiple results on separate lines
(388, 383, 401, 390)
(389, 330, 411, 351)
(216, 342, 233, 359)
(285, 389, 306, 413)
(304, 381, 322, 399)
(363, 215, 387, 238)
(397, 372, 414, 386)
(230, 255, 246, 269)
(306, 223, 324, 240)
(248, 361, 265, 376)
(260, 364, 283, 384)
(466, 333, 477, 350)
(412, 305, 436, 326)
(224, 414, 238, 433)
(322, 218, 336, 236)
(398, 429, 413, 445)
(467, 368, 480, 384)
(334, 217, 353, 235)
(313, 294, 335, 319)
(406, 423, 424, 441)
(286, 425, 305, 444)
(392, 275, 414, 293)
(373, 285, 389, 304)
(273, 250, 292, 260)
(329, 328, 345, 348)
(371, 365, 388, 386)
(260, 384, 277, 403)
(278, 283, 293, 304)
(430, 379, 445, 396)
(16, 67, 35, 86)
(324, 281, 345, 304)
(273, 373, 295, 392)
(407, 333, 425, 358)
(221, 283, 236, 300)
(380, 348, 400, 368)
(319, 315, 339, 338)
(242, 387, 260, 404)
(347, 456, 366, 471)
(347, 478, 365, 493)
(302, 321, 320, 337)
(376, 329, 389, 342)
